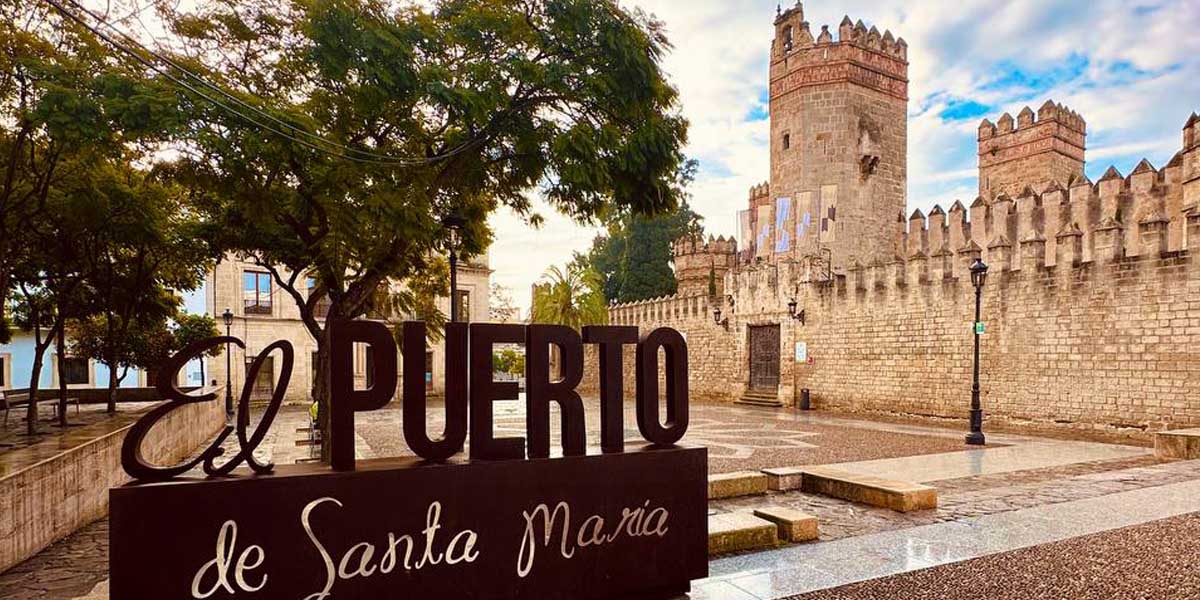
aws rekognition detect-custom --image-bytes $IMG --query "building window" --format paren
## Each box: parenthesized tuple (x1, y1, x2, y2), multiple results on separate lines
(782, 133, 791, 150)
(783, 25, 794, 51)
(243, 271, 273, 315)
(454, 290, 471, 323)
(61, 357, 89, 385)
(306, 278, 331, 319)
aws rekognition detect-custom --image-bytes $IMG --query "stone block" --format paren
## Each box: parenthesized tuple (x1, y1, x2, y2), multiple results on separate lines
(762, 466, 806, 491)
(752, 507, 819, 542)
(708, 471, 769, 499)
(1154, 429, 1200, 459)
(707, 513, 777, 556)
(800, 466, 937, 512)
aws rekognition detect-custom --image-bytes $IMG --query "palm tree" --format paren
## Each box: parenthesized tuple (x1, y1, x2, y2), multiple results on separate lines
(531, 263, 608, 330)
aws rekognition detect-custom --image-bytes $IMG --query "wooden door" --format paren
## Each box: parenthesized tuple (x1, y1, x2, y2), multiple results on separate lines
(748, 325, 781, 391)
(250, 356, 274, 402)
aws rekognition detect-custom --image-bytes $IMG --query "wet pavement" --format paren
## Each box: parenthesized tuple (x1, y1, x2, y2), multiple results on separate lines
(356, 400, 985, 474)
(788, 511, 1200, 599)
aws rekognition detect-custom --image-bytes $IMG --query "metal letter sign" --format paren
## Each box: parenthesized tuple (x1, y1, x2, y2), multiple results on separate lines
(110, 322, 708, 600)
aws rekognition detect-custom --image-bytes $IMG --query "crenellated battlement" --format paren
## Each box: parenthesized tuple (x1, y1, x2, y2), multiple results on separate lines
(770, 2, 908, 103)
(906, 119, 1199, 272)
(748, 182, 771, 201)
(979, 100, 1087, 200)
(671, 235, 738, 297)
(773, 2, 907, 61)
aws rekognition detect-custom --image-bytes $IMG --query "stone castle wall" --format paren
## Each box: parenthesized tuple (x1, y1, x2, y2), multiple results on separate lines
(592, 148, 1200, 439)
(580, 4, 1200, 441)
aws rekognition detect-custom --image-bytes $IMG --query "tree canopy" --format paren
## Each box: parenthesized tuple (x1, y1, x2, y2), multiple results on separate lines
(149, 0, 689, 454)
(581, 200, 704, 305)
(530, 263, 607, 330)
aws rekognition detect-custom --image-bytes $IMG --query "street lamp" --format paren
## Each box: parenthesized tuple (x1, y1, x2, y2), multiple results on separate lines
(712, 306, 728, 330)
(442, 213, 467, 323)
(787, 298, 805, 324)
(966, 258, 989, 445)
(222, 308, 234, 417)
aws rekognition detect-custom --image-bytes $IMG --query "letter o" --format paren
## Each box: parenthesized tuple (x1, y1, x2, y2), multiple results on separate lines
(634, 327, 689, 446)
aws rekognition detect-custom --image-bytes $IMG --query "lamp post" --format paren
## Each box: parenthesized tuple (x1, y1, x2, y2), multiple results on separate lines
(966, 258, 989, 445)
(222, 308, 234, 418)
(442, 213, 466, 323)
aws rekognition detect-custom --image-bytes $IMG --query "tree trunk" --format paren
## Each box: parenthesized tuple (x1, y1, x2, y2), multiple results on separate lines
(106, 355, 119, 413)
(56, 323, 67, 427)
(314, 337, 331, 462)
(105, 314, 117, 413)
(26, 317, 42, 436)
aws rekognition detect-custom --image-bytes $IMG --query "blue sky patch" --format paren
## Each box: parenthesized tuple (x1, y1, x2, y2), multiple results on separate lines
(940, 98, 993, 121)
(982, 53, 1090, 93)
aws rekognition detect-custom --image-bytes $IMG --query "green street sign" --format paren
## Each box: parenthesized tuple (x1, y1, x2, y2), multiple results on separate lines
(975, 322, 986, 335)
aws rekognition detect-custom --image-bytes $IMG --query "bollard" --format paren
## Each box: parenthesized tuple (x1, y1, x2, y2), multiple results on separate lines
(800, 389, 811, 411)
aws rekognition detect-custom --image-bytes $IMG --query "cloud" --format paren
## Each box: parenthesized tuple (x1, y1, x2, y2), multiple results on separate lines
(490, 0, 1200, 313)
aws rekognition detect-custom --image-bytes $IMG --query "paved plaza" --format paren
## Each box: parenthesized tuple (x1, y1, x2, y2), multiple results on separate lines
(4, 400, 1200, 599)
(355, 401, 981, 473)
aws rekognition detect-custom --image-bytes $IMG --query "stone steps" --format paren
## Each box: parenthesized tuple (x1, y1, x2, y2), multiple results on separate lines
(736, 391, 784, 408)
(708, 508, 819, 556)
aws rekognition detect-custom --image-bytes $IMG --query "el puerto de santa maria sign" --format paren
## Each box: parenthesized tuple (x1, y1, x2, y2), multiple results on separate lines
(110, 321, 708, 600)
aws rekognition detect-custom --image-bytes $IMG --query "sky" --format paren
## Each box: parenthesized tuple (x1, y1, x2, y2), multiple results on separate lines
(489, 0, 1200, 316)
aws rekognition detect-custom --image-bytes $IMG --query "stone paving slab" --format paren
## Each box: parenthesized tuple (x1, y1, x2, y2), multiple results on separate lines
(710, 471, 770, 499)
(697, 476, 1200, 599)
(826, 439, 1150, 483)
(752, 508, 818, 543)
(709, 513, 779, 555)
(798, 467, 937, 512)
(1154, 428, 1200, 459)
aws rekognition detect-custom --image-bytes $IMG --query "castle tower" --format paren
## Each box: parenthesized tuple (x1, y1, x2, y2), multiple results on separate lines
(1183, 113, 1200, 211)
(672, 236, 737, 297)
(764, 2, 908, 270)
(978, 101, 1086, 199)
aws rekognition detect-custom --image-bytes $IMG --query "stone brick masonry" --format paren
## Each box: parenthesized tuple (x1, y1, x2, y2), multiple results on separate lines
(586, 3, 1200, 441)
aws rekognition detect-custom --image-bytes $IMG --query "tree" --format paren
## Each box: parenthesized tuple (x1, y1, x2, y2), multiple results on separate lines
(159, 0, 689, 457)
(67, 167, 214, 412)
(0, 2, 182, 348)
(489, 283, 519, 323)
(582, 197, 704, 304)
(169, 313, 221, 385)
(492, 348, 525, 376)
(531, 264, 607, 330)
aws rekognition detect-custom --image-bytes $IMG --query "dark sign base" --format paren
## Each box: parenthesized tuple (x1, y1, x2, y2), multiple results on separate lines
(111, 446, 707, 600)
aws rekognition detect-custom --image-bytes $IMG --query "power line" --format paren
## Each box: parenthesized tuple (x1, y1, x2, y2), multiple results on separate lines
(59, 0, 469, 166)
(41, 0, 470, 167)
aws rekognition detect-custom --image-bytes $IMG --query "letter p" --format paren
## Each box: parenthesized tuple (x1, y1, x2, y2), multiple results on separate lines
(329, 320, 397, 471)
